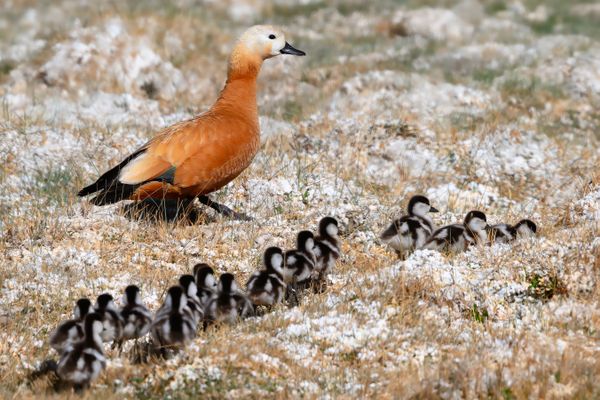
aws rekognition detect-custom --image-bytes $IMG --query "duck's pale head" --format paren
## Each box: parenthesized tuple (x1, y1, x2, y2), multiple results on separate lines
(237, 25, 305, 60)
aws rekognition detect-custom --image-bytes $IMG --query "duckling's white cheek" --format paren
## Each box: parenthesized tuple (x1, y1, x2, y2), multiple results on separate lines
(205, 275, 216, 288)
(326, 224, 338, 237)
(272, 254, 283, 268)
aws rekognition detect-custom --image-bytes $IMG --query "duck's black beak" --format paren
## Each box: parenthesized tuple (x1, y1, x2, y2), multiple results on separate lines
(429, 206, 439, 213)
(280, 42, 306, 56)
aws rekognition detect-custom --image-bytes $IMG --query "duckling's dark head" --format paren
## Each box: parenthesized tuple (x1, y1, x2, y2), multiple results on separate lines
(95, 293, 115, 310)
(193, 263, 212, 278)
(515, 219, 537, 235)
(408, 195, 437, 216)
(296, 230, 315, 251)
(318, 217, 339, 238)
(193, 264, 216, 289)
(179, 274, 197, 296)
(84, 312, 105, 337)
(74, 298, 92, 319)
(219, 273, 237, 293)
(124, 285, 141, 305)
(166, 286, 185, 310)
(264, 246, 284, 272)
(464, 210, 488, 232)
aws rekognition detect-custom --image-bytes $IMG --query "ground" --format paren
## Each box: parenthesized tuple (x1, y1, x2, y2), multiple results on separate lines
(0, 0, 599, 398)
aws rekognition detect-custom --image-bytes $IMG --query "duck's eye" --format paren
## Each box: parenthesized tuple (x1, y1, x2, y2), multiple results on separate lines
(268, 34, 276, 40)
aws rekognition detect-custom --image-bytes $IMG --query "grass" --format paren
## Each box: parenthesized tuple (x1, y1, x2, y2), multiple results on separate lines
(0, 0, 599, 398)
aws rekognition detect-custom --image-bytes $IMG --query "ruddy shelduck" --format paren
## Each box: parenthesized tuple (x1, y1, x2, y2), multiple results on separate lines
(78, 25, 305, 218)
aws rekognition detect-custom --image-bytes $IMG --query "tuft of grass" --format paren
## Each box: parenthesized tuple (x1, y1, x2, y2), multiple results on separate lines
(0, 60, 14, 76)
(470, 304, 489, 324)
(528, 273, 568, 300)
(282, 99, 304, 122)
(32, 166, 77, 207)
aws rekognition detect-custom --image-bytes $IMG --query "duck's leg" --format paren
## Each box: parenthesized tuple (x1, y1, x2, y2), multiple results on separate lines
(197, 195, 252, 221)
(285, 284, 300, 307)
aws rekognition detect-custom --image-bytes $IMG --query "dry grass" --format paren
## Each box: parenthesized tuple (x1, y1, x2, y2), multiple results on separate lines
(1, 0, 600, 398)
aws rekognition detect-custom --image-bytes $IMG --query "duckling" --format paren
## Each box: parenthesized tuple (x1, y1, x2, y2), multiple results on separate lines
(179, 274, 204, 326)
(118, 285, 152, 343)
(488, 219, 537, 243)
(283, 230, 316, 287)
(151, 286, 196, 352)
(49, 298, 92, 355)
(77, 26, 305, 220)
(193, 263, 218, 310)
(205, 273, 253, 325)
(94, 293, 124, 343)
(246, 247, 286, 308)
(423, 210, 489, 253)
(380, 195, 438, 255)
(56, 312, 106, 391)
(312, 217, 341, 286)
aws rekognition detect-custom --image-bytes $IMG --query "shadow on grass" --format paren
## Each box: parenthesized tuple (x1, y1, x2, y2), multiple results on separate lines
(121, 198, 216, 225)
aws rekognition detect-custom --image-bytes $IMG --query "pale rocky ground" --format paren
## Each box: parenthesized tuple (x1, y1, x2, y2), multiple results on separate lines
(1, 0, 599, 398)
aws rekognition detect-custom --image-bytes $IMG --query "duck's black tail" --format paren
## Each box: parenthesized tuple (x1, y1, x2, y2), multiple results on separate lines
(78, 149, 146, 204)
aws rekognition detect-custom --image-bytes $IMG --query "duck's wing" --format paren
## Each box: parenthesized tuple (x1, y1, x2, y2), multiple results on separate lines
(77, 119, 195, 204)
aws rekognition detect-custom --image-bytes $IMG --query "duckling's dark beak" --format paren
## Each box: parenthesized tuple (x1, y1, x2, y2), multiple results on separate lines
(280, 42, 306, 56)
(429, 206, 439, 213)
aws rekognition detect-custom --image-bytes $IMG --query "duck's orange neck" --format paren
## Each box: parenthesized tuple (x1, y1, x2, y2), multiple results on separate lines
(212, 46, 262, 121)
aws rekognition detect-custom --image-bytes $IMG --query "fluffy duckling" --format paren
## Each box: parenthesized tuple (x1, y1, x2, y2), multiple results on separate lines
(488, 219, 537, 243)
(78, 26, 305, 220)
(49, 298, 92, 355)
(118, 285, 152, 343)
(312, 217, 341, 284)
(423, 210, 489, 253)
(179, 274, 204, 326)
(151, 286, 196, 351)
(283, 231, 316, 287)
(205, 273, 253, 325)
(380, 195, 438, 254)
(246, 247, 286, 307)
(193, 263, 218, 310)
(56, 312, 106, 390)
(94, 293, 124, 343)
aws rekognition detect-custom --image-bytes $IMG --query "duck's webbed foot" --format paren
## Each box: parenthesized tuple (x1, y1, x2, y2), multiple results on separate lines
(197, 195, 253, 221)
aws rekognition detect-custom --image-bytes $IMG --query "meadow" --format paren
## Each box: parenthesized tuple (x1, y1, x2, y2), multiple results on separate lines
(1, 0, 599, 398)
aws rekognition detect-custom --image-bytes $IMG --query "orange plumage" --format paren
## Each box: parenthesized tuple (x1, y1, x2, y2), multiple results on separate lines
(78, 26, 305, 213)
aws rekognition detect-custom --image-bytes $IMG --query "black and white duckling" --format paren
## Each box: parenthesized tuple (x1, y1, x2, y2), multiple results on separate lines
(283, 230, 316, 287)
(380, 195, 438, 254)
(151, 286, 196, 351)
(56, 312, 106, 390)
(312, 217, 341, 284)
(205, 273, 253, 325)
(193, 263, 218, 310)
(118, 285, 152, 343)
(49, 298, 92, 355)
(179, 274, 204, 326)
(423, 210, 489, 253)
(488, 219, 537, 243)
(94, 293, 124, 343)
(246, 247, 286, 308)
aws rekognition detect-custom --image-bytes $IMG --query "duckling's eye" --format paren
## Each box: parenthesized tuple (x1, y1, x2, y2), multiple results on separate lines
(268, 34, 276, 40)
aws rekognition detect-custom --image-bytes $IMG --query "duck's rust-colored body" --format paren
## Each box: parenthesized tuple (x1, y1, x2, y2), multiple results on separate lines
(78, 26, 305, 211)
